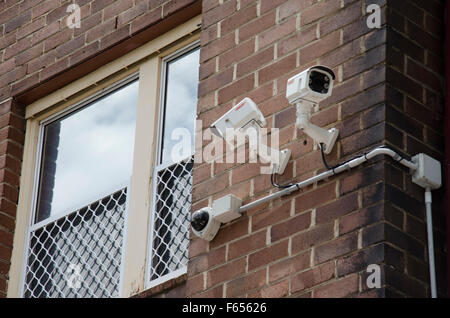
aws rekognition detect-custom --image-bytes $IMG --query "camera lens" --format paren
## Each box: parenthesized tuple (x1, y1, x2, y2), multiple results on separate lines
(309, 71, 331, 94)
(191, 210, 210, 231)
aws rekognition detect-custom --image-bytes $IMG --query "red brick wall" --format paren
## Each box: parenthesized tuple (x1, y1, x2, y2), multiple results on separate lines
(188, 0, 446, 298)
(0, 0, 201, 298)
(384, 0, 447, 297)
(0, 0, 446, 298)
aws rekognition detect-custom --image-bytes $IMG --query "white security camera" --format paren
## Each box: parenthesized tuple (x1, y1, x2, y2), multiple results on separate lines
(210, 97, 291, 175)
(210, 97, 266, 145)
(191, 207, 221, 242)
(191, 195, 242, 241)
(286, 66, 335, 104)
(286, 66, 339, 155)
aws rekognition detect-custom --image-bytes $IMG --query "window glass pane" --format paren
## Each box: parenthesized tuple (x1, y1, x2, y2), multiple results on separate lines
(35, 79, 139, 223)
(160, 47, 200, 165)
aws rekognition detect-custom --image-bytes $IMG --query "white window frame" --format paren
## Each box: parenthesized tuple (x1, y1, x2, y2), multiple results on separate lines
(7, 16, 201, 298)
(146, 42, 199, 289)
(18, 74, 139, 298)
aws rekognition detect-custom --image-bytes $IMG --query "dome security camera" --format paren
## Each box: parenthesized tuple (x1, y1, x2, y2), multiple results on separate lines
(191, 194, 243, 241)
(190, 207, 221, 241)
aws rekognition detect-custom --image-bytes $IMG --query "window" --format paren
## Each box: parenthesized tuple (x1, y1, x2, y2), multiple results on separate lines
(8, 16, 202, 298)
(147, 46, 200, 287)
(23, 77, 139, 298)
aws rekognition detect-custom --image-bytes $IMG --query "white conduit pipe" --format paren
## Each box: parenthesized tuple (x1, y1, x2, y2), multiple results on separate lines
(425, 188, 437, 298)
(237, 145, 438, 298)
(238, 146, 417, 213)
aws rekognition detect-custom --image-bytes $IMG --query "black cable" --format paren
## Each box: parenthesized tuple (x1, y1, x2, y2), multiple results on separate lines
(320, 143, 335, 171)
(319, 143, 409, 172)
(271, 172, 295, 189)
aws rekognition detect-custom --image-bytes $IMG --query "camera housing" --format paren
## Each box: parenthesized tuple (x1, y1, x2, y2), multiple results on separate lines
(209, 97, 291, 175)
(191, 207, 221, 242)
(286, 66, 335, 104)
(286, 66, 339, 155)
(210, 97, 266, 146)
(191, 195, 243, 241)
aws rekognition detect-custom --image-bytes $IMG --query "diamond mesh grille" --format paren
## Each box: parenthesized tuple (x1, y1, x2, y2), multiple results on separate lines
(23, 188, 127, 298)
(149, 158, 193, 283)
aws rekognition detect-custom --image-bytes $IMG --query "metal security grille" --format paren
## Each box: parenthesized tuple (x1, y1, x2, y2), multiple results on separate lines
(148, 157, 193, 285)
(23, 187, 128, 298)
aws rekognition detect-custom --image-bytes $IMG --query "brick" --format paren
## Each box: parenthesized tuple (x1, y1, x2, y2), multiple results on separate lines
(319, 1, 362, 36)
(46, 5, 69, 25)
(270, 211, 311, 242)
(103, 0, 133, 21)
(406, 58, 443, 90)
(258, 16, 297, 50)
(218, 73, 254, 104)
(4, 9, 30, 34)
(32, 20, 60, 45)
(188, 246, 226, 276)
(100, 25, 131, 49)
(248, 240, 289, 270)
(277, 23, 318, 57)
(163, 0, 198, 17)
(300, 30, 341, 64)
(343, 46, 386, 80)
(249, 279, 289, 298)
(259, 53, 296, 85)
(226, 268, 266, 297)
(220, 3, 257, 36)
(203, 0, 220, 13)
(202, 0, 236, 28)
(4, 37, 32, 61)
(251, 201, 291, 231)
(295, 150, 324, 177)
(31, 0, 59, 19)
(15, 43, 43, 65)
(69, 41, 101, 66)
(186, 273, 204, 296)
(118, 0, 148, 26)
(294, 182, 337, 214)
(86, 19, 116, 43)
(301, 0, 341, 26)
(337, 244, 384, 277)
(0, 4, 19, 26)
(239, 10, 276, 42)
(39, 57, 69, 82)
(0, 59, 15, 77)
(292, 222, 334, 254)
(129, 6, 162, 34)
(291, 261, 335, 293)
(56, 36, 84, 59)
(218, 38, 255, 70)
(279, 0, 314, 21)
(228, 230, 267, 260)
(206, 257, 246, 288)
(314, 232, 358, 265)
(316, 192, 359, 225)
(260, 0, 285, 14)
(210, 218, 249, 248)
(269, 250, 311, 282)
(92, 0, 115, 13)
(340, 203, 384, 235)
(17, 16, 45, 39)
(200, 31, 235, 63)
(314, 273, 359, 298)
(44, 28, 74, 53)
(198, 68, 233, 97)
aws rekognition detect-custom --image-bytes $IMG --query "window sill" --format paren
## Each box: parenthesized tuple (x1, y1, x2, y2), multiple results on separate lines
(131, 274, 188, 298)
